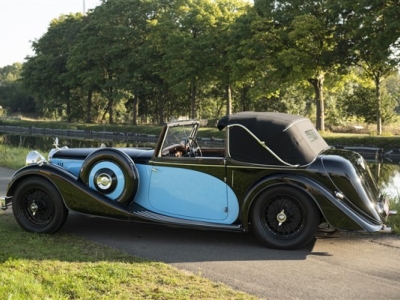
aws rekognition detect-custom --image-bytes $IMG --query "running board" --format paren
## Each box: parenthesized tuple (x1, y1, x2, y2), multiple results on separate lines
(131, 205, 244, 232)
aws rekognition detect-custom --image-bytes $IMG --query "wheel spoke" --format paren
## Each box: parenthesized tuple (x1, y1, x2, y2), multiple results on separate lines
(22, 188, 55, 226)
(261, 194, 306, 239)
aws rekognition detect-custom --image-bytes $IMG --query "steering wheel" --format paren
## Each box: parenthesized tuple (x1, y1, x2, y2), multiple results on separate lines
(185, 137, 202, 157)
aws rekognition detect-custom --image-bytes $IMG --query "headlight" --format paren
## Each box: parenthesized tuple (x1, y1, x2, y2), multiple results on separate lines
(26, 151, 47, 166)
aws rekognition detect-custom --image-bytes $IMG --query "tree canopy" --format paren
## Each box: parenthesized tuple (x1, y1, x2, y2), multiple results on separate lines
(0, 0, 399, 133)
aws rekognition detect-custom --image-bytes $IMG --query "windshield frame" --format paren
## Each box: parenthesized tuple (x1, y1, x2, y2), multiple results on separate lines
(155, 120, 200, 157)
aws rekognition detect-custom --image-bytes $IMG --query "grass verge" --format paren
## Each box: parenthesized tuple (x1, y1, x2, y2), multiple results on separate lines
(0, 144, 257, 299)
(0, 213, 256, 300)
(0, 144, 29, 169)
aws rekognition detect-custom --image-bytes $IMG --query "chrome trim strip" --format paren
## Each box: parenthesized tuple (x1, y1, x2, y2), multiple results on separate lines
(149, 161, 225, 168)
(132, 207, 244, 231)
(282, 117, 309, 132)
(226, 162, 297, 169)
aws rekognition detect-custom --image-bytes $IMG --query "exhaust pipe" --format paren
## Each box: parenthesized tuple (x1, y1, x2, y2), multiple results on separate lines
(379, 225, 392, 233)
(1, 196, 7, 211)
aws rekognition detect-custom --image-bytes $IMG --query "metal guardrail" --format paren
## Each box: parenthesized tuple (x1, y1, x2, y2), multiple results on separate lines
(336, 146, 400, 164)
(0, 125, 158, 141)
(0, 125, 225, 146)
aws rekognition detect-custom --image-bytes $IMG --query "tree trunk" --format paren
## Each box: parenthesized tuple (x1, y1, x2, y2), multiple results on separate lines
(158, 89, 165, 125)
(240, 86, 249, 111)
(190, 78, 197, 119)
(308, 73, 325, 131)
(65, 89, 71, 122)
(108, 98, 114, 124)
(106, 86, 114, 124)
(101, 101, 109, 122)
(86, 89, 92, 123)
(132, 95, 138, 125)
(374, 75, 382, 135)
(226, 83, 232, 115)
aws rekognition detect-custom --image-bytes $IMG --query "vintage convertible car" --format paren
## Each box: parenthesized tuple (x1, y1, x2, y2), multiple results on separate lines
(1, 112, 397, 249)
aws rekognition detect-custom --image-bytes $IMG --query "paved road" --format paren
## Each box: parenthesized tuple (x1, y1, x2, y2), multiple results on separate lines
(1, 167, 400, 300)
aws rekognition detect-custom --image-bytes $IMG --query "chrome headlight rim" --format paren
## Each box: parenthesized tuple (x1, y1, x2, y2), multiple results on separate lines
(26, 150, 47, 166)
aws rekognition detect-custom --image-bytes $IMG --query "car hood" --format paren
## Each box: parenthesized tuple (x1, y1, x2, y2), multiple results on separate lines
(51, 147, 154, 163)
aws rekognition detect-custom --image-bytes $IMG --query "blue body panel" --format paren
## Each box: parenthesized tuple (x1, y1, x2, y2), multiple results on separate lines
(51, 158, 82, 176)
(135, 165, 239, 224)
(49, 157, 239, 225)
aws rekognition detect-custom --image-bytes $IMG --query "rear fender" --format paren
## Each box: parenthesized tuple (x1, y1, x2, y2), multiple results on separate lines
(241, 174, 365, 232)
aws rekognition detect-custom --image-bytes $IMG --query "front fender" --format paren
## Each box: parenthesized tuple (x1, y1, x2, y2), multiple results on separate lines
(7, 163, 132, 220)
(241, 173, 379, 232)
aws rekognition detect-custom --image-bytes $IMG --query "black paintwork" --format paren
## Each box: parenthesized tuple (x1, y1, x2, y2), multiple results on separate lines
(3, 112, 391, 242)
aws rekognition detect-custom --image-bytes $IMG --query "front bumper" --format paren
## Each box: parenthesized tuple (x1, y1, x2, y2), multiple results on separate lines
(376, 196, 398, 219)
(0, 196, 12, 211)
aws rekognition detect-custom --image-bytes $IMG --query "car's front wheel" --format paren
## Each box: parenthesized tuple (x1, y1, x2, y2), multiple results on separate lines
(250, 186, 320, 250)
(12, 177, 68, 233)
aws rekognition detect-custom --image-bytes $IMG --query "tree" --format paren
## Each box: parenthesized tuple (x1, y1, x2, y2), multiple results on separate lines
(337, 0, 400, 134)
(210, 0, 249, 116)
(21, 14, 85, 121)
(152, 0, 219, 119)
(67, 3, 128, 124)
(68, 0, 175, 124)
(253, 0, 346, 131)
(0, 64, 35, 115)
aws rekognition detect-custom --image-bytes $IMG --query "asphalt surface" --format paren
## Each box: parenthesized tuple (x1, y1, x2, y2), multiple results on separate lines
(1, 167, 400, 300)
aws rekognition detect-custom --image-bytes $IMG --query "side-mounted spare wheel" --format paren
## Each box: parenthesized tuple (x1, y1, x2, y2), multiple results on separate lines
(13, 177, 69, 233)
(79, 148, 139, 205)
(250, 186, 320, 250)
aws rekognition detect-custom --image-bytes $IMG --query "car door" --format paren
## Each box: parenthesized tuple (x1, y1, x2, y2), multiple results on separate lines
(148, 157, 229, 222)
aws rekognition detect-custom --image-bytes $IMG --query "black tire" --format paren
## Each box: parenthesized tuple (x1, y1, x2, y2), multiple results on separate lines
(250, 186, 320, 250)
(79, 148, 138, 205)
(12, 177, 68, 234)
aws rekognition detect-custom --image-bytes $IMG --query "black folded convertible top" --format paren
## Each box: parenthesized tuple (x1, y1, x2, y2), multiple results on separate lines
(217, 112, 329, 166)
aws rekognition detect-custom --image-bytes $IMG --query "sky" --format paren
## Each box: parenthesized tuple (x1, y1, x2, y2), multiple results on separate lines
(0, 0, 102, 68)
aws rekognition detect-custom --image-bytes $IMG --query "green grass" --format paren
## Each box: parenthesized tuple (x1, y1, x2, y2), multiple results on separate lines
(0, 138, 257, 299)
(322, 133, 400, 152)
(0, 144, 28, 169)
(0, 214, 257, 300)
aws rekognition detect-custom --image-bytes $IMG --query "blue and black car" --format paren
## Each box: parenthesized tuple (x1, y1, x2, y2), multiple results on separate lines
(1, 112, 396, 249)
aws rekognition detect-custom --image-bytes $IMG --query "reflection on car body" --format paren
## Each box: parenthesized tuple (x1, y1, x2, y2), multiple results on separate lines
(1, 112, 397, 249)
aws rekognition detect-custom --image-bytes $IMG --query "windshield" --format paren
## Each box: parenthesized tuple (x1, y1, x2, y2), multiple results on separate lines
(162, 121, 199, 151)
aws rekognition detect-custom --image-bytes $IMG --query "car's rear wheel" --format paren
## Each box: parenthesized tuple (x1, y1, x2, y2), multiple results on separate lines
(79, 148, 138, 205)
(12, 177, 68, 233)
(250, 186, 320, 249)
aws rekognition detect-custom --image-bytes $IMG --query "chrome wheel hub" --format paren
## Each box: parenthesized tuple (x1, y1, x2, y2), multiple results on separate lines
(96, 173, 112, 190)
(30, 202, 38, 216)
(276, 209, 287, 226)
